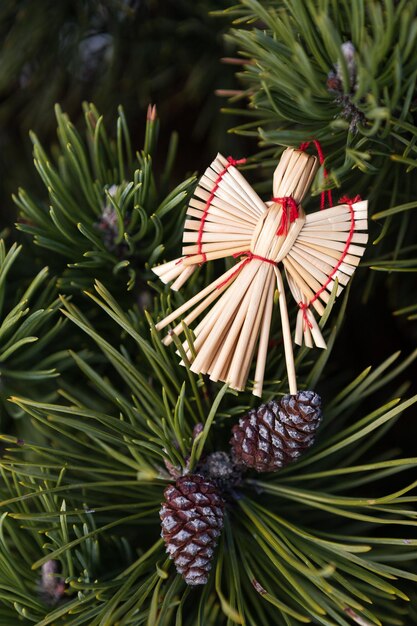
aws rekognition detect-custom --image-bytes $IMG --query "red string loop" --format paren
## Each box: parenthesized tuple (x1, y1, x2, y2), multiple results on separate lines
(272, 196, 299, 235)
(298, 302, 313, 330)
(195, 156, 246, 265)
(227, 156, 247, 166)
(339, 194, 362, 205)
(299, 139, 333, 210)
(232, 251, 276, 265)
(216, 251, 276, 290)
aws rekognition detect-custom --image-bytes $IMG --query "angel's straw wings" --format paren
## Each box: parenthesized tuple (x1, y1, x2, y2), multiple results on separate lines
(153, 148, 368, 397)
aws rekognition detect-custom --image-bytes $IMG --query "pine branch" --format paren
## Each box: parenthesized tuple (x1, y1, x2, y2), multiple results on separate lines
(0, 278, 416, 624)
(14, 104, 196, 294)
(0, 239, 69, 425)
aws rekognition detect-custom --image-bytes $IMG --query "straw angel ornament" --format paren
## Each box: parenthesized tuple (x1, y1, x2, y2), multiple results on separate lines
(153, 144, 368, 398)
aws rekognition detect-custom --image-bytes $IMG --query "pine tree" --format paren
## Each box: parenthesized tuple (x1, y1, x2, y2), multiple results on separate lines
(0, 1, 417, 625)
(0, 0, 237, 217)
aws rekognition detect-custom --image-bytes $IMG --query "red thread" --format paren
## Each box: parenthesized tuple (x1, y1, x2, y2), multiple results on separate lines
(339, 194, 361, 205)
(298, 302, 313, 330)
(196, 156, 246, 264)
(272, 197, 299, 235)
(233, 251, 276, 265)
(216, 251, 276, 290)
(226, 156, 247, 167)
(299, 140, 333, 209)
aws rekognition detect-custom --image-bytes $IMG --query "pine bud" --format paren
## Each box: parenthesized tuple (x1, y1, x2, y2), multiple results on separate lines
(200, 451, 242, 492)
(326, 41, 364, 131)
(39, 560, 66, 604)
(95, 185, 129, 255)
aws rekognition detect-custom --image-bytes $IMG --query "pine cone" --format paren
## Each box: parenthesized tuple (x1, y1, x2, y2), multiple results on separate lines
(160, 474, 224, 585)
(230, 391, 322, 472)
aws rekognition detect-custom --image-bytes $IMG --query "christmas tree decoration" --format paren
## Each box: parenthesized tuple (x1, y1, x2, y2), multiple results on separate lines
(160, 474, 224, 585)
(230, 391, 322, 472)
(153, 144, 368, 396)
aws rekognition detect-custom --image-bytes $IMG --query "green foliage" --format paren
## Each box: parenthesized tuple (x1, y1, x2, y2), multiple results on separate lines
(0, 240, 67, 425)
(223, 0, 417, 176)
(0, 281, 415, 625)
(14, 104, 196, 293)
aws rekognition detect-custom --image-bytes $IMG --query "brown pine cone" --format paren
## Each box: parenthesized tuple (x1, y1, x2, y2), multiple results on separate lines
(230, 390, 322, 472)
(160, 474, 224, 585)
